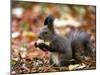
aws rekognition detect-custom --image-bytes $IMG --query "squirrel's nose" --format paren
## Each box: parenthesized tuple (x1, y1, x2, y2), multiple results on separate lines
(37, 32, 42, 39)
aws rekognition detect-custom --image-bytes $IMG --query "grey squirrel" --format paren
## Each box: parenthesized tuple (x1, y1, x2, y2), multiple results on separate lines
(35, 15, 93, 66)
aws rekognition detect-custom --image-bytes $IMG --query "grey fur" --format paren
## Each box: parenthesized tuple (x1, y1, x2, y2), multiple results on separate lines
(37, 24, 72, 66)
(36, 16, 93, 66)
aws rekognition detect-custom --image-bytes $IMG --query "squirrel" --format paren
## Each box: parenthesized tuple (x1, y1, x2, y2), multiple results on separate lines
(35, 15, 93, 67)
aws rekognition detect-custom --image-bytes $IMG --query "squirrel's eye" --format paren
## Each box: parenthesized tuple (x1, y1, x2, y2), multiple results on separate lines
(44, 32, 48, 34)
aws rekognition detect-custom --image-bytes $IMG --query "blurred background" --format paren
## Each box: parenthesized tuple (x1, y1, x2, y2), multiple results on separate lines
(11, 1, 96, 74)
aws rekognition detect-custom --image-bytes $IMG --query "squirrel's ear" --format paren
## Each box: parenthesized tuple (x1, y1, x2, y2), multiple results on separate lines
(44, 15, 54, 31)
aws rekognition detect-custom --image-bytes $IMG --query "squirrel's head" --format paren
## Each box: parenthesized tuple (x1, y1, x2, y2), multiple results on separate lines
(38, 15, 55, 41)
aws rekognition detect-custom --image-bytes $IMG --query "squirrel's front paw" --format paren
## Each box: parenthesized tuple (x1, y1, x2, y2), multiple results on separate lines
(35, 42, 48, 51)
